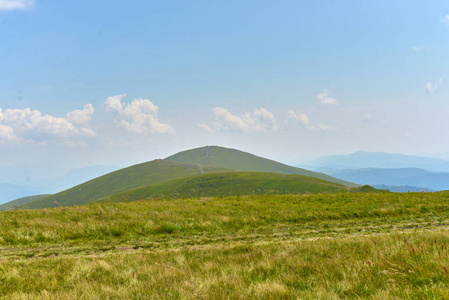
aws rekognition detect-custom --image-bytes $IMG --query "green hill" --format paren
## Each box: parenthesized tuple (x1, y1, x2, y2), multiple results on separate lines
(95, 171, 366, 204)
(0, 194, 51, 211)
(22, 160, 229, 209)
(166, 146, 359, 187)
(21, 146, 359, 210)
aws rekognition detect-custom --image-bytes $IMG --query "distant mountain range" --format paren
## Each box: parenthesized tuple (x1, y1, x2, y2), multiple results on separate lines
(371, 185, 435, 193)
(299, 151, 449, 191)
(300, 151, 449, 172)
(323, 168, 449, 191)
(9, 146, 367, 210)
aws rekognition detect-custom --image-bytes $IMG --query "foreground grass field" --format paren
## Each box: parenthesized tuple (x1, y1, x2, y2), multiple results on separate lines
(1, 192, 449, 298)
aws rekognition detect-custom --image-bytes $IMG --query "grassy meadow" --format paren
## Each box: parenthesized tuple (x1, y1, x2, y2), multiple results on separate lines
(1, 191, 449, 298)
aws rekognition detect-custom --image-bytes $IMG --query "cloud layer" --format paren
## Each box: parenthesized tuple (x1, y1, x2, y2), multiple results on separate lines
(199, 107, 339, 133)
(288, 110, 336, 131)
(0, 104, 96, 143)
(317, 90, 338, 105)
(104, 94, 175, 134)
(288, 110, 310, 126)
(66, 104, 94, 125)
(199, 107, 278, 133)
(425, 79, 442, 94)
(442, 15, 449, 25)
(0, 0, 34, 11)
(0, 95, 174, 145)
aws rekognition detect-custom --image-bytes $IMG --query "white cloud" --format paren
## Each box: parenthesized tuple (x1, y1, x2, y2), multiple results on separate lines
(412, 45, 432, 52)
(104, 94, 125, 112)
(0, 124, 16, 140)
(425, 79, 442, 94)
(206, 107, 278, 133)
(1, 108, 77, 137)
(253, 108, 277, 131)
(0, 0, 34, 11)
(80, 127, 96, 137)
(288, 110, 310, 125)
(0, 104, 96, 142)
(412, 46, 428, 52)
(442, 15, 449, 25)
(212, 107, 250, 132)
(317, 89, 338, 105)
(66, 104, 94, 125)
(198, 123, 214, 133)
(104, 94, 175, 134)
(288, 110, 336, 131)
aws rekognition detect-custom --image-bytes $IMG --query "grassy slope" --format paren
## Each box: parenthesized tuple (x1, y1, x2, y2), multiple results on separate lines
(96, 172, 373, 204)
(166, 145, 359, 187)
(1, 192, 449, 298)
(22, 160, 229, 209)
(21, 146, 359, 210)
(0, 194, 51, 211)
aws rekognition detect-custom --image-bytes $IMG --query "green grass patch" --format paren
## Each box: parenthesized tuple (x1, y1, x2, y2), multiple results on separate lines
(95, 171, 367, 204)
(0, 191, 449, 298)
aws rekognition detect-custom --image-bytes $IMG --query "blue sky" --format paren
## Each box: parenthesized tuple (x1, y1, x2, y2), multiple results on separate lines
(0, 0, 448, 174)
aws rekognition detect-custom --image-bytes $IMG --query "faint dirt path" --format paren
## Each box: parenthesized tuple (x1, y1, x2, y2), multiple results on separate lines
(1, 220, 448, 262)
(196, 146, 211, 174)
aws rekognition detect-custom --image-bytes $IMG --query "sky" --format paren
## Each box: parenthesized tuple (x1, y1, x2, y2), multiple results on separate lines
(0, 0, 448, 177)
